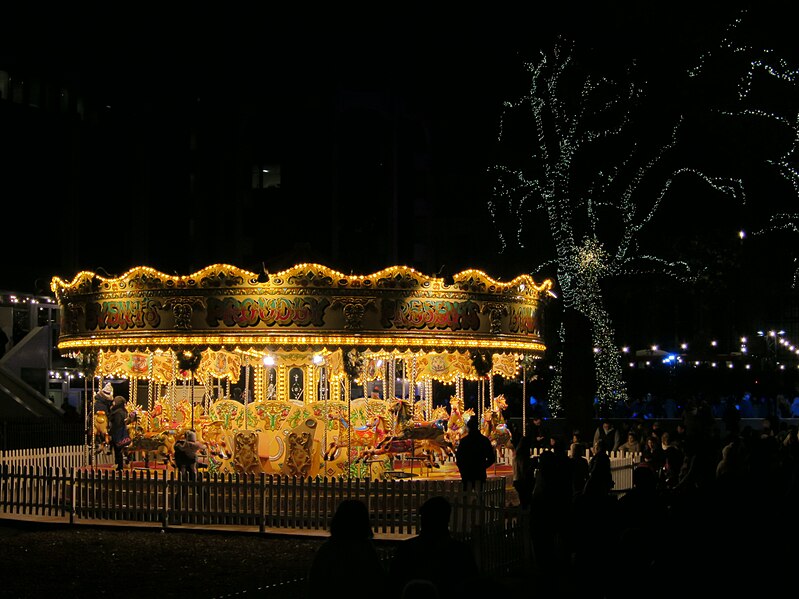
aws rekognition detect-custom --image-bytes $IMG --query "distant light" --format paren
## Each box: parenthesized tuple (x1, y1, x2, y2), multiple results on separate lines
(680, 343, 688, 350)
(711, 340, 717, 347)
(740, 337, 747, 343)
(262, 169, 270, 173)
(739, 230, 746, 239)
(312, 354, 324, 365)
(621, 346, 630, 353)
(651, 345, 659, 351)
(263, 355, 275, 366)
(745, 364, 751, 370)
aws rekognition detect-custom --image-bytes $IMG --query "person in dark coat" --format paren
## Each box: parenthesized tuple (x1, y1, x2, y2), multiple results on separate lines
(109, 396, 131, 471)
(455, 415, 496, 491)
(173, 430, 207, 479)
(93, 382, 114, 415)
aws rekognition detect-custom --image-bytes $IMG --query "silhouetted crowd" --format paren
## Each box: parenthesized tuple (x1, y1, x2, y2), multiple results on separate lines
(513, 396, 799, 598)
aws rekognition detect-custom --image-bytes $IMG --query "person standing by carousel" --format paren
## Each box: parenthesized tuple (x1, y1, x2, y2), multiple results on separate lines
(109, 396, 132, 471)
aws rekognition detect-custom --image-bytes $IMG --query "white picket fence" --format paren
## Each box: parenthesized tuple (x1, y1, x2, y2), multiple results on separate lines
(0, 445, 114, 470)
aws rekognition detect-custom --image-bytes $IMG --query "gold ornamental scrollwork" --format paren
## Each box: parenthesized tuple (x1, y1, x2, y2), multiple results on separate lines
(332, 297, 375, 331)
(482, 302, 509, 335)
(162, 297, 205, 330)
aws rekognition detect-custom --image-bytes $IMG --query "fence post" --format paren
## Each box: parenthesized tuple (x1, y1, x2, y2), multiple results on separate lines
(163, 469, 171, 529)
(259, 472, 265, 534)
(69, 467, 76, 525)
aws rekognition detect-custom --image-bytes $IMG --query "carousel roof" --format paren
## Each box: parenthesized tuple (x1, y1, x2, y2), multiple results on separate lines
(51, 263, 553, 359)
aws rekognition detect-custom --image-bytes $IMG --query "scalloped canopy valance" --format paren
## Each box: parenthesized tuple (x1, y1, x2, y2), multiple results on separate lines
(52, 263, 553, 357)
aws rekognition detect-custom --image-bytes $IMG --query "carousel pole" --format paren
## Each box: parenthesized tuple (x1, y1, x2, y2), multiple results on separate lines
(244, 363, 251, 430)
(346, 375, 351, 480)
(147, 355, 155, 413)
(86, 376, 92, 468)
(522, 364, 527, 437)
(318, 357, 328, 467)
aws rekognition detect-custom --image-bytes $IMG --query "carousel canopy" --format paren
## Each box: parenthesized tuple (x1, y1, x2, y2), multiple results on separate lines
(51, 263, 552, 377)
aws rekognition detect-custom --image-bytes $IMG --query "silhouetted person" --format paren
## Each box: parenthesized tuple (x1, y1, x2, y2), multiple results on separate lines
(571, 463, 621, 597)
(527, 414, 549, 450)
(61, 399, 79, 423)
(308, 499, 387, 598)
(389, 496, 478, 597)
(455, 416, 495, 492)
(512, 435, 534, 509)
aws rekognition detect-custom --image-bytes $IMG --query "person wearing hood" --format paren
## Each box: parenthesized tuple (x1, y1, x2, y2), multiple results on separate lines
(93, 382, 113, 415)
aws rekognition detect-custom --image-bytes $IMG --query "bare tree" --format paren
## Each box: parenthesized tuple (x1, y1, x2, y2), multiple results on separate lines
(488, 36, 747, 414)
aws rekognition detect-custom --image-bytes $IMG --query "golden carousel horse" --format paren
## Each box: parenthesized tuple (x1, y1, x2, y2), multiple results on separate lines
(123, 403, 180, 468)
(445, 397, 474, 448)
(322, 413, 392, 461)
(372, 400, 455, 463)
(480, 394, 513, 451)
(93, 411, 111, 454)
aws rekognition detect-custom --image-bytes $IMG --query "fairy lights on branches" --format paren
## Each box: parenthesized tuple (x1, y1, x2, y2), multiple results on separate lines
(489, 34, 749, 411)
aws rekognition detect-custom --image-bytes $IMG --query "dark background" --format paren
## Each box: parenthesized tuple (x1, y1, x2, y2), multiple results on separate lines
(2, 2, 797, 360)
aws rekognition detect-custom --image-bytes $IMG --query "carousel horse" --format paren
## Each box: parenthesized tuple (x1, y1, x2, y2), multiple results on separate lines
(93, 411, 111, 454)
(375, 400, 455, 460)
(445, 402, 474, 448)
(480, 394, 513, 451)
(125, 429, 179, 468)
(323, 414, 391, 461)
(353, 437, 440, 470)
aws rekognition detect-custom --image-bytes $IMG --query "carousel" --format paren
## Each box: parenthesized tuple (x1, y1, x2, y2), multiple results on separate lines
(51, 263, 552, 479)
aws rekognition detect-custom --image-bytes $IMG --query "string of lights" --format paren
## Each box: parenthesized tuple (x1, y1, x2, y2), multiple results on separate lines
(488, 33, 751, 410)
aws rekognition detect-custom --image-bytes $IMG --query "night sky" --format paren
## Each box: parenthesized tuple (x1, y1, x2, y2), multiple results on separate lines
(2, 3, 796, 352)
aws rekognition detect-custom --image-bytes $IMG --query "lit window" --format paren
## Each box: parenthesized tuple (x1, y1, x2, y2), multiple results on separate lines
(252, 164, 281, 190)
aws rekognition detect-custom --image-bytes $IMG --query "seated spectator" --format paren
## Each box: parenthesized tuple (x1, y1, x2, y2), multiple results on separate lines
(618, 432, 642, 455)
(641, 435, 665, 474)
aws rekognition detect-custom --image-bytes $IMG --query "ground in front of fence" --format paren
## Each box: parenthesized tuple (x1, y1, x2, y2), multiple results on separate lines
(0, 519, 338, 598)
(0, 517, 534, 598)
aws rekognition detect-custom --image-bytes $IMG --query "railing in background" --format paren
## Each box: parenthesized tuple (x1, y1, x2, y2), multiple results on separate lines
(0, 418, 85, 450)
